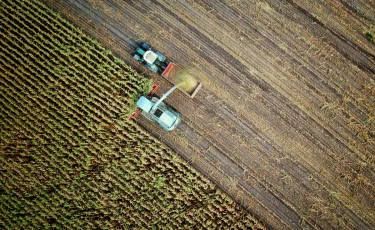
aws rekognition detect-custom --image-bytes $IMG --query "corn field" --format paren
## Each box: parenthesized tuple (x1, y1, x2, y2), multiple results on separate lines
(0, 0, 265, 229)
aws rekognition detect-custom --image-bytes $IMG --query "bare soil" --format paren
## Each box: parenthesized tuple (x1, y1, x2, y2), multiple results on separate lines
(40, 0, 375, 229)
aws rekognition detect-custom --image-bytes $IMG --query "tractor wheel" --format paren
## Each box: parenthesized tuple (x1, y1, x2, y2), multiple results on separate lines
(136, 47, 145, 56)
(155, 52, 166, 62)
(160, 62, 168, 71)
(146, 63, 158, 73)
(140, 42, 150, 50)
(133, 54, 141, 61)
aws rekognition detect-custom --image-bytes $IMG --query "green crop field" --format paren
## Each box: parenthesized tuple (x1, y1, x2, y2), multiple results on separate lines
(0, 0, 266, 229)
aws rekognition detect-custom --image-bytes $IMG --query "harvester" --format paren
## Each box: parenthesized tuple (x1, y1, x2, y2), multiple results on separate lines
(130, 42, 202, 131)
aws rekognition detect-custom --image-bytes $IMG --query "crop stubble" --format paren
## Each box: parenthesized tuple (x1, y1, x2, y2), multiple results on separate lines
(0, 0, 266, 229)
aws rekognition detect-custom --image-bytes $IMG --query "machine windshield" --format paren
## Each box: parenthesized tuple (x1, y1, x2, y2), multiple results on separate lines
(154, 109, 163, 118)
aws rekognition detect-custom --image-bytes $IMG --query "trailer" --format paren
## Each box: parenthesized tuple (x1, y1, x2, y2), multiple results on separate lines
(161, 62, 202, 98)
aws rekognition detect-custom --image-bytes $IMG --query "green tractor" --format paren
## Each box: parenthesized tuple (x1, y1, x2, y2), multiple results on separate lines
(133, 42, 168, 73)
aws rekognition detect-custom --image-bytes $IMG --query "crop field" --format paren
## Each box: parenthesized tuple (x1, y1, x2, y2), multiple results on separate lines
(37, 0, 375, 229)
(0, 0, 266, 229)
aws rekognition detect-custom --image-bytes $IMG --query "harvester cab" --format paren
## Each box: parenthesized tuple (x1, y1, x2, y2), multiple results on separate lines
(136, 86, 181, 132)
(131, 42, 202, 131)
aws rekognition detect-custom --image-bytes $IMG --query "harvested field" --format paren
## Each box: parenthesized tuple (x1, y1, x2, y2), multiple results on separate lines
(38, 0, 375, 229)
(0, 0, 266, 229)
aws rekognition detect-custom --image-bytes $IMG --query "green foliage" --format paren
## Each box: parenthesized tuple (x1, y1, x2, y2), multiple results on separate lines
(153, 176, 166, 190)
(365, 31, 374, 43)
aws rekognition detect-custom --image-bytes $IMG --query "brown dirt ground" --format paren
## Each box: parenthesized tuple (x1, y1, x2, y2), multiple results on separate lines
(40, 0, 375, 229)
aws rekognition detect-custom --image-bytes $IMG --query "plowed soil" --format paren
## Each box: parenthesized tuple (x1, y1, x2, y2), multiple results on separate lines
(40, 0, 375, 229)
